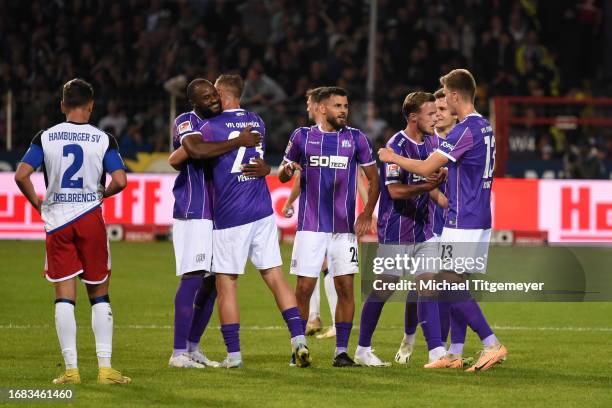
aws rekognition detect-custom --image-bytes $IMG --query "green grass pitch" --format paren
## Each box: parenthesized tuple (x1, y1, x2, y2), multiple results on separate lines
(1, 241, 611, 407)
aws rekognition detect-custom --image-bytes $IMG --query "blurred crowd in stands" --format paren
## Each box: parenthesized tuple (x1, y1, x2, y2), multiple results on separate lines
(0, 0, 608, 177)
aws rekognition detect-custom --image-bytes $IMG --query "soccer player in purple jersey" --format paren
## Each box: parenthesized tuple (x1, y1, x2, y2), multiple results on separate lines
(379, 69, 508, 371)
(167, 79, 262, 369)
(428, 88, 469, 364)
(195, 74, 309, 368)
(355, 92, 447, 366)
(279, 87, 380, 367)
(282, 87, 338, 339)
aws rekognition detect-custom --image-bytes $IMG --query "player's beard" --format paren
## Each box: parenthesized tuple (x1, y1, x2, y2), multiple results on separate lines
(327, 114, 347, 130)
(200, 102, 221, 118)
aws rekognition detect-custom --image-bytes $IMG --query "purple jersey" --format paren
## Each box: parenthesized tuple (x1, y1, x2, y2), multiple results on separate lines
(426, 132, 447, 236)
(436, 113, 495, 229)
(377, 131, 433, 244)
(284, 125, 375, 234)
(203, 109, 272, 229)
(171, 111, 213, 220)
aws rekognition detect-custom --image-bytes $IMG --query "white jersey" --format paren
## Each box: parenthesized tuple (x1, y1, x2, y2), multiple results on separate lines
(21, 121, 125, 233)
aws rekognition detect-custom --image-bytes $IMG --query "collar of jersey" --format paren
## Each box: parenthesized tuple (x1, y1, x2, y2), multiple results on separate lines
(400, 130, 425, 145)
(65, 121, 89, 125)
(317, 124, 344, 134)
(190, 110, 205, 121)
(224, 108, 245, 112)
(461, 112, 482, 123)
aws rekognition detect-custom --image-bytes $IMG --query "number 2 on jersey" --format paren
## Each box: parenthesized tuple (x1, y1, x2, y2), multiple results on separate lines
(61, 144, 84, 188)
(228, 130, 264, 173)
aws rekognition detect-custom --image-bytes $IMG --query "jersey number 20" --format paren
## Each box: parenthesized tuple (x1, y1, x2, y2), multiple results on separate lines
(61, 144, 84, 189)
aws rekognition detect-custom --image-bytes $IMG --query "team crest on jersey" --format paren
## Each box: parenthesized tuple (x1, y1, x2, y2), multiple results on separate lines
(341, 140, 352, 148)
(178, 121, 192, 133)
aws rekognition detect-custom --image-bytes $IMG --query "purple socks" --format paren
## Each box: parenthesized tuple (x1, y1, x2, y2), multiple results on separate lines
(187, 275, 217, 348)
(451, 290, 494, 344)
(281, 307, 304, 338)
(173, 275, 202, 354)
(358, 298, 385, 348)
(439, 299, 451, 343)
(404, 298, 418, 336)
(417, 297, 443, 351)
(335, 322, 352, 354)
(221, 323, 241, 353)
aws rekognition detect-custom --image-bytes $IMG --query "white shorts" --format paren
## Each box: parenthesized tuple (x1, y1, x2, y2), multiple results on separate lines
(212, 214, 282, 274)
(172, 219, 213, 276)
(439, 227, 491, 274)
(290, 231, 358, 278)
(376, 241, 439, 277)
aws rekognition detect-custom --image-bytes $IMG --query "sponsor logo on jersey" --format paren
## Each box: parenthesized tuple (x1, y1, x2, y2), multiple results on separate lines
(195, 253, 206, 263)
(309, 155, 348, 169)
(178, 121, 192, 133)
(308, 140, 321, 145)
(341, 140, 352, 148)
(440, 140, 455, 150)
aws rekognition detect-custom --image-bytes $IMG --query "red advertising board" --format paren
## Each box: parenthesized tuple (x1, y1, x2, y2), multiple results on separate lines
(1, 173, 610, 244)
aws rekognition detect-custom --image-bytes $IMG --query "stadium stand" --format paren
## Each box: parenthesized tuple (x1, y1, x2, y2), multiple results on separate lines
(0, 0, 608, 175)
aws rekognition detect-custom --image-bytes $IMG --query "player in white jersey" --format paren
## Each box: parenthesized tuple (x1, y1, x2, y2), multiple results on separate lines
(282, 87, 338, 339)
(14, 79, 131, 384)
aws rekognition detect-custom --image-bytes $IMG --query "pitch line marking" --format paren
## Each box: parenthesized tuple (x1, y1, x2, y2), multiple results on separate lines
(1, 324, 612, 332)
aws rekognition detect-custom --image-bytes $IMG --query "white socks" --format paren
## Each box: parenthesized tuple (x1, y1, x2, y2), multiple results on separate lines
(428, 346, 447, 363)
(323, 272, 337, 325)
(92, 302, 113, 368)
(55, 302, 77, 369)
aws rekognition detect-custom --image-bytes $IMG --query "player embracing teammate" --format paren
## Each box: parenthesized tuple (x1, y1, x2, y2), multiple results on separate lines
(171, 75, 311, 368)
(379, 69, 508, 371)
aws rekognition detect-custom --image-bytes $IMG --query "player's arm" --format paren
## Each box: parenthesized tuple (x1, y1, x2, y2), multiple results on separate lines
(14, 162, 42, 213)
(378, 148, 448, 177)
(282, 173, 301, 217)
(182, 126, 262, 160)
(429, 188, 448, 209)
(387, 181, 436, 200)
(15, 132, 44, 212)
(355, 164, 380, 236)
(102, 134, 128, 198)
(278, 160, 303, 183)
(103, 169, 127, 198)
(168, 147, 189, 170)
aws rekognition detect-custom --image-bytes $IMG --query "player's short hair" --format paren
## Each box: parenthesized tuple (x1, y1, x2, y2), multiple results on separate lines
(186, 78, 212, 103)
(62, 78, 94, 109)
(306, 87, 326, 103)
(402, 91, 435, 118)
(439, 69, 476, 102)
(318, 86, 348, 102)
(215, 74, 244, 99)
(434, 88, 445, 99)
